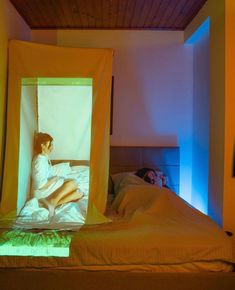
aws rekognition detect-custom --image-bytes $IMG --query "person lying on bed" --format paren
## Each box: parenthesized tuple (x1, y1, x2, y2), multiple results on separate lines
(135, 168, 169, 188)
(31, 132, 84, 217)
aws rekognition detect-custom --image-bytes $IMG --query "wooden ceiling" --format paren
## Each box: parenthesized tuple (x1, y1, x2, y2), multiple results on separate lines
(10, 0, 207, 30)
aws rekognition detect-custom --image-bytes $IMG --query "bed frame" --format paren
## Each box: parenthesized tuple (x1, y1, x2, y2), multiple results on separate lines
(1, 146, 235, 290)
(1, 269, 235, 290)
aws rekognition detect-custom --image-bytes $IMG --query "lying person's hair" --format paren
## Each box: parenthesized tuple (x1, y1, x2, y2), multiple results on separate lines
(135, 167, 169, 188)
(135, 167, 156, 183)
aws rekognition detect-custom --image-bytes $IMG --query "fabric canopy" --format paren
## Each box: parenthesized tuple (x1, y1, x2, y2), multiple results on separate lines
(0, 40, 113, 224)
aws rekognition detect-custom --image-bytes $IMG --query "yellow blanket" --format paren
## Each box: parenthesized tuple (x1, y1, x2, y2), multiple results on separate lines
(0, 185, 233, 272)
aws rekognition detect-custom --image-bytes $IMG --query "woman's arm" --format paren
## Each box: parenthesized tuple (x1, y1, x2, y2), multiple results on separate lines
(32, 155, 60, 190)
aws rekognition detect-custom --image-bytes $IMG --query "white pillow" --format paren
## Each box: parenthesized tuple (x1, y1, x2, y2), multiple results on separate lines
(112, 170, 166, 193)
(71, 165, 89, 171)
(111, 172, 147, 194)
(52, 162, 71, 177)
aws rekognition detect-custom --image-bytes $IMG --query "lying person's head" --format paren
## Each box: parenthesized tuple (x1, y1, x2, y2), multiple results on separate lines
(135, 167, 167, 187)
(34, 132, 53, 155)
(135, 168, 158, 184)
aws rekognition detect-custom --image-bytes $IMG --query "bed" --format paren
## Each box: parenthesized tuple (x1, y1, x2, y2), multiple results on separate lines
(1, 146, 235, 290)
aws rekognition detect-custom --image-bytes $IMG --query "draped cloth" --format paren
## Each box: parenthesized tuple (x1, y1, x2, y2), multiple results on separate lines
(0, 40, 113, 224)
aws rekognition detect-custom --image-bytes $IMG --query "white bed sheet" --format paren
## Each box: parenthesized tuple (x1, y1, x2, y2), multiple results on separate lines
(15, 166, 89, 229)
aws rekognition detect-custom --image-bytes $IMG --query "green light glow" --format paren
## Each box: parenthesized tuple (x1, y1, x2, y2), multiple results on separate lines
(22, 77, 92, 86)
(0, 230, 72, 257)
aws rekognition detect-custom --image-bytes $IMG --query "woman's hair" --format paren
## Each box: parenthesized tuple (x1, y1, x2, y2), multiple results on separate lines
(135, 167, 156, 184)
(34, 132, 53, 154)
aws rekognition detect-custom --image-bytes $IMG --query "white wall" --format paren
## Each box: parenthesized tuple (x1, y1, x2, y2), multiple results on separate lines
(31, 29, 194, 203)
(18, 86, 37, 213)
(0, 0, 31, 198)
(5, 0, 31, 41)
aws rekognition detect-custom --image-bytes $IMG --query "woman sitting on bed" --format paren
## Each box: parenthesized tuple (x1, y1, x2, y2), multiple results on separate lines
(135, 168, 169, 188)
(31, 132, 83, 217)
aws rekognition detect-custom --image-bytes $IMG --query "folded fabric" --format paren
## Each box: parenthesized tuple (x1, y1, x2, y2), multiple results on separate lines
(52, 162, 72, 177)
(111, 172, 147, 194)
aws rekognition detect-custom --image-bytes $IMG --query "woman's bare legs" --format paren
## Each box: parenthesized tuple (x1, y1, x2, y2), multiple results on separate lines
(47, 180, 79, 206)
(56, 190, 84, 207)
(40, 180, 83, 217)
(40, 198, 56, 217)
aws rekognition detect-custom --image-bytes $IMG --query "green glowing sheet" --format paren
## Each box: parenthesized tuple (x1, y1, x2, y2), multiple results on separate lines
(0, 230, 72, 257)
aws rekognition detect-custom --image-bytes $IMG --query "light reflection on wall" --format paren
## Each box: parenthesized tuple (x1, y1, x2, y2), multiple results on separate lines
(185, 17, 210, 214)
(180, 140, 196, 206)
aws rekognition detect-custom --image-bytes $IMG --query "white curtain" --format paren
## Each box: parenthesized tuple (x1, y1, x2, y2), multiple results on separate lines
(38, 85, 92, 161)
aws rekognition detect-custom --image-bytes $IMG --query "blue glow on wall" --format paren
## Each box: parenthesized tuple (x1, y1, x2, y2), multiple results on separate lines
(179, 139, 193, 204)
(185, 17, 210, 45)
(185, 17, 210, 215)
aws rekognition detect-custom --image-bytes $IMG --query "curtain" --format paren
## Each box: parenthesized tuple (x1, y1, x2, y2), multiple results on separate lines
(0, 40, 113, 224)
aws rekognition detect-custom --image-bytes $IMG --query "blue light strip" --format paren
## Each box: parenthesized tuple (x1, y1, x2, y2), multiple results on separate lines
(185, 17, 210, 45)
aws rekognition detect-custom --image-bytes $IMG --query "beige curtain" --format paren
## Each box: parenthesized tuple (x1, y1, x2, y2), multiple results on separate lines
(0, 40, 113, 224)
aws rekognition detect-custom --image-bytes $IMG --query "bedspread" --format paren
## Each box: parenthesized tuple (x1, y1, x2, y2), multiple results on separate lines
(0, 185, 234, 272)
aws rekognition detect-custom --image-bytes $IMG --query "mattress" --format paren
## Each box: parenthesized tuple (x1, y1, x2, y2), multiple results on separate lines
(0, 224, 233, 272)
(0, 174, 234, 272)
